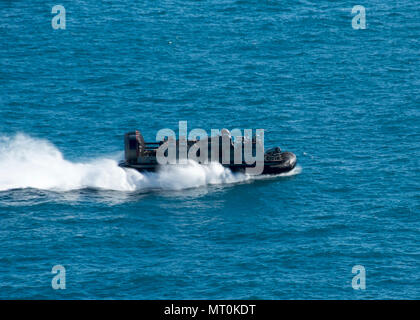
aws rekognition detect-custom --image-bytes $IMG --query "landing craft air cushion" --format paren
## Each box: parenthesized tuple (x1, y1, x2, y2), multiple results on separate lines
(119, 130, 297, 175)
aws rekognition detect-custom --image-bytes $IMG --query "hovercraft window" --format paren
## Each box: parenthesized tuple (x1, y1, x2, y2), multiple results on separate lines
(129, 139, 137, 150)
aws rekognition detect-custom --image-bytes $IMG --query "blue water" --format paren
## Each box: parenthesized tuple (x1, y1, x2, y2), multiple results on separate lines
(0, 1, 419, 299)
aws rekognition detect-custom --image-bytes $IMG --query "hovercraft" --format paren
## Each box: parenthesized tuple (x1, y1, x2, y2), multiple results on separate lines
(119, 130, 297, 175)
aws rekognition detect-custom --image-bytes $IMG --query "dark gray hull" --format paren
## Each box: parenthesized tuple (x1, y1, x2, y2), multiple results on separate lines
(119, 152, 297, 175)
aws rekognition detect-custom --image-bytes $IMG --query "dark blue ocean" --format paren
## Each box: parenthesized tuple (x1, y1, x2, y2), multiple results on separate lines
(0, 1, 419, 299)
